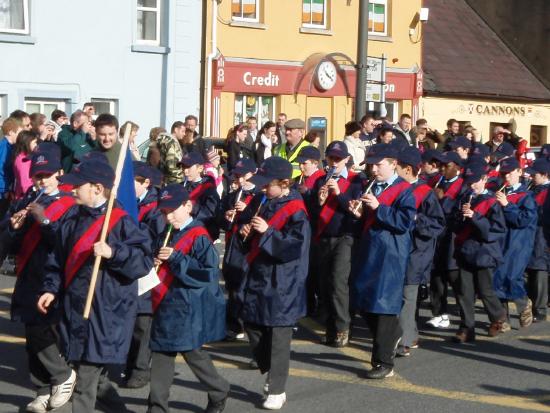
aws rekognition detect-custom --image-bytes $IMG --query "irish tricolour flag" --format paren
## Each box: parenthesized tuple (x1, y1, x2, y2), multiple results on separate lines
(303, 0, 325, 25)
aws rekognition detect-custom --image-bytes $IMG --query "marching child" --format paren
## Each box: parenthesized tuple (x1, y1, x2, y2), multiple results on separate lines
(492, 157, 537, 328)
(179, 151, 221, 240)
(148, 184, 229, 413)
(9, 147, 76, 412)
(37, 156, 153, 413)
(232, 157, 310, 410)
(451, 163, 507, 342)
(295, 146, 325, 199)
(220, 158, 258, 340)
(419, 149, 442, 188)
(395, 146, 445, 357)
(124, 161, 166, 389)
(349, 143, 416, 379)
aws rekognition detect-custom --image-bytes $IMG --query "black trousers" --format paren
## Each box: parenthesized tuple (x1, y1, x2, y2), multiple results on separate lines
(430, 269, 460, 316)
(527, 269, 548, 316)
(317, 235, 354, 335)
(148, 349, 229, 413)
(245, 323, 293, 395)
(457, 267, 506, 329)
(362, 313, 402, 369)
(25, 324, 72, 395)
(126, 314, 152, 380)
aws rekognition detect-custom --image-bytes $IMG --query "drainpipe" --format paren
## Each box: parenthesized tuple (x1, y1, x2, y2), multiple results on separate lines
(354, 0, 369, 121)
(205, 0, 218, 138)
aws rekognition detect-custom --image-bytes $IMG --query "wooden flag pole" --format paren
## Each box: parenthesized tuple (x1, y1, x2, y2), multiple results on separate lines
(83, 123, 132, 319)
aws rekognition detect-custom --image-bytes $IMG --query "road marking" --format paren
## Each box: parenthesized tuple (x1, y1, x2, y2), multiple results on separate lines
(0, 288, 13, 294)
(0, 335, 25, 344)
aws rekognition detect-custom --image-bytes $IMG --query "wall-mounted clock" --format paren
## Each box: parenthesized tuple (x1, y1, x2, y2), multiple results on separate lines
(315, 60, 338, 91)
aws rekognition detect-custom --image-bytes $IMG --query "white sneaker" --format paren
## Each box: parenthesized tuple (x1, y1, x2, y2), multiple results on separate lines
(426, 315, 450, 328)
(263, 393, 286, 410)
(49, 369, 76, 409)
(26, 394, 50, 413)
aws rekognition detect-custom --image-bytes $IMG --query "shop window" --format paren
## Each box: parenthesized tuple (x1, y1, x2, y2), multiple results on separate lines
(530, 125, 547, 147)
(0, 0, 29, 35)
(91, 98, 118, 116)
(137, 0, 161, 45)
(302, 0, 327, 29)
(232, 0, 259, 22)
(369, 0, 388, 36)
(234, 95, 275, 127)
(24, 99, 66, 119)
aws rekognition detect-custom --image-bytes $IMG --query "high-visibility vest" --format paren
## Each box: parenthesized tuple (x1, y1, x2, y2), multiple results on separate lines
(273, 139, 311, 179)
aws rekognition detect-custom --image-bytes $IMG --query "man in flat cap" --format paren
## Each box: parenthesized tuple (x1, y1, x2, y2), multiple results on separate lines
(273, 118, 310, 179)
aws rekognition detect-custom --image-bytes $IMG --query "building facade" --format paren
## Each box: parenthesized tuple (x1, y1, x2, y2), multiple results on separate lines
(0, 0, 203, 144)
(203, 0, 423, 146)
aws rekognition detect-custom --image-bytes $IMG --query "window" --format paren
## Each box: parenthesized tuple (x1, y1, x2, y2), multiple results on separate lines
(0, 0, 29, 34)
(234, 95, 275, 126)
(137, 0, 161, 45)
(530, 125, 547, 147)
(302, 0, 327, 28)
(91, 99, 118, 116)
(232, 0, 259, 22)
(368, 0, 387, 36)
(368, 101, 397, 123)
(24, 99, 66, 119)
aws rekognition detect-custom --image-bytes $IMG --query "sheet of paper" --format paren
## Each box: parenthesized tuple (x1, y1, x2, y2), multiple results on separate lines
(138, 267, 161, 296)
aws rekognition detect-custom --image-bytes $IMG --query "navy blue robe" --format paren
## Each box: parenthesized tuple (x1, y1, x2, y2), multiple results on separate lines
(527, 184, 550, 271)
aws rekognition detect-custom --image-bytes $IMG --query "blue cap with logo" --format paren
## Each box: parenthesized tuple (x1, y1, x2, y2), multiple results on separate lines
(249, 156, 293, 187)
(231, 158, 257, 176)
(449, 136, 472, 150)
(441, 151, 463, 166)
(325, 141, 350, 159)
(471, 143, 490, 158)
(396, 146, 422, 168)
(158, 184, 190, 210)
(463, 163, 488, 185)
(421, 149, 444, 164)
(364, 143, 398, 165)
(498, 157, 521, 173)
(525, 158, 550, 175)
(29, 150, 62, 177)
(296, 146, 321, 163)
(178, 151, 205, 168)
(58, 159, 115, 189)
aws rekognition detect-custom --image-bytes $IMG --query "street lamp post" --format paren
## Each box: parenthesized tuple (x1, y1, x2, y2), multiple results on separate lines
(355, 0, 369, 121)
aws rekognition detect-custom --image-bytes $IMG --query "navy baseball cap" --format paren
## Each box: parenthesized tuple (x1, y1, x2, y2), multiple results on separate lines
(74, 150, 110, 165)
(150, 168, 163, 187)
(231, 158, 257, 176)
(58, 159, 115, 189)
(495, 142, 515, 158)
(525, 158, 550, 175)
(158, 184, 190, 211)
(296, 146, 321, 163)
(441, 151, 463, 166)
(325, 141, 350, 159)
(449, 136, 472, 150)
(133, 161, 154, 181)
(421, 149, 444, 164)
(499, 157, 521, 173)
(539, 144, 550, 159)
(463, 163, 487, 185)
(396, 146, 422, 168)
(34, 142, 61, 159)
(249, 156, 293, 187)
(178, 151, 205, 168)
(364, 143, 398, 165)
(29, 150, 62, 177)
(471, 143, 490, 158)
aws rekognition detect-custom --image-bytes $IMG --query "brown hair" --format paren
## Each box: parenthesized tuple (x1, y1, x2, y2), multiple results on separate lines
(2, 118, 20, 135)
(14, 130, 39, 157)
(119, 121, 139, 137)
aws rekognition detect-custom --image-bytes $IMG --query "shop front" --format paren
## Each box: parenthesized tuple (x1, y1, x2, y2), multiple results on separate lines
(211, 54, 422, 145)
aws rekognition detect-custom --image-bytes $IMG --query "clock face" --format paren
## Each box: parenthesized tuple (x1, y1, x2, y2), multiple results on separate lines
(316, 61, 337, 91)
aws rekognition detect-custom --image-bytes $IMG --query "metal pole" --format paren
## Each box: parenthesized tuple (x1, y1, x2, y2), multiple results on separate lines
(354, 0, 369, 121)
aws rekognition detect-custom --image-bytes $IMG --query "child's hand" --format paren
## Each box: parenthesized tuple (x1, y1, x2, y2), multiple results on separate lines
(93, 241, 113, 259)
(10, 209, 28, 229)
(318, 186, 329, 205)
(349, 200, 363, 217)
(225, 209, 237, 222)
(434, 188, 445, 200)
(235, 201, 247, 212)
(157, 247, 174, 261)
(154, 258, 162, 267)
(362, 193, 380, 210)
(37, 293, 55, 314)
(251, 216, 269, 234)
(240, 223, 252, 238)
(495, 191, 508, 206)
(326, 179, 340, 195)
(27, 202, 46, 223)
(462, 203, 474, 218)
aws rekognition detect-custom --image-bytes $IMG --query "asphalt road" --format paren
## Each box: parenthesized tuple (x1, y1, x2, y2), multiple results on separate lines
(0, 271, 549, 413)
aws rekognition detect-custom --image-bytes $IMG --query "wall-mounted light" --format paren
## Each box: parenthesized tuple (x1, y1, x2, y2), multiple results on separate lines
(409, 8, 429, 43)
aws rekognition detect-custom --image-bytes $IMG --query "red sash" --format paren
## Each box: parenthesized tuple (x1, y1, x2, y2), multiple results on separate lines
(412, 184, 433, 209)
(362, 181, 411, 234)
(534, 188, 548, 206)
(314, 176, 353, 241)
(138, 201, 158, 222)
(246, 199, 307, 264)
(427, 174, 441, 188)
(225, 193, 254, 244)
(443, 178, 464, 200)
(152, 226, 210, 312)
(506, 192, 528, 205)
(16, 196, 76, 277)
(64, 208, 127, 288)
(455, 198, 496, 247)
(304, 169, 326, 190)
(190, 181, 215, 202)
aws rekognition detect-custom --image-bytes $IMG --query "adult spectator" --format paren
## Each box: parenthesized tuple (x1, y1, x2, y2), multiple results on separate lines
(30, 113, 55, 142)
(393, 114, 416, 146)
(51, 109, 69, 126)
(485, 126, 509, 153)
(275, 112, 287, 144)
(254, 120, 277, 165)
(156, 122, 184, 184)
(414, 118, 442, 150)
(119, 120, 140, 160)
(83, 102, 96, 119)
(305, 131, 320, 148)
(226, 123, 254, 171)
(247, 116, 259, 143)
(359, 115, 377, 144)
(344, 121, 366, 172)
(438, 118, 460, 150)
(12, 130, 39, 199)
(9, 110, 31, 131)
(273, 118, 310, 179)
(184, 114, 199, 138)
(56, 110, 95, 172)
(180, 115, 209, 155)
(140, 126, 166, 165)
(0, 118, 21, 216)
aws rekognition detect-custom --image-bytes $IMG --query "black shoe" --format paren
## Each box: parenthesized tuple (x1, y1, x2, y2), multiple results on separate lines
(205, 395, 227, 413)
(365, 365, 394, 379)
(124, 374, 149, 389)
(533, 314, 547, 323)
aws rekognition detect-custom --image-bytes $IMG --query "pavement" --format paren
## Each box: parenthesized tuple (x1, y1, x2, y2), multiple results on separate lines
(0, 269, 549, 413)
